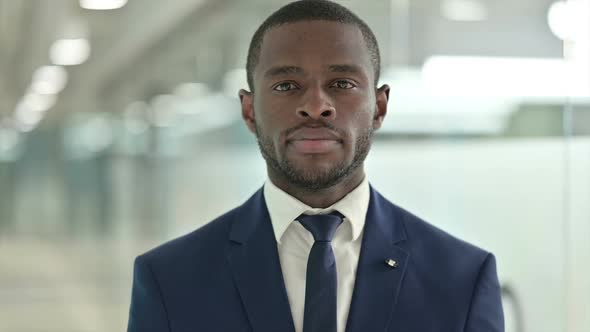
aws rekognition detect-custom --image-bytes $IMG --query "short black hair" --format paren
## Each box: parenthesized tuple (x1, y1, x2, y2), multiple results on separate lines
(245, 0, 381, 91)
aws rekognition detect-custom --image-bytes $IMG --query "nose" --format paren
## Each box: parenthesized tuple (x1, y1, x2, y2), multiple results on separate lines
(296, 86, 336, 120)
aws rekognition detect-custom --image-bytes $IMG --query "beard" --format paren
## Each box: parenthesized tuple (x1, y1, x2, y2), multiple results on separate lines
(255, 123, 373, 191)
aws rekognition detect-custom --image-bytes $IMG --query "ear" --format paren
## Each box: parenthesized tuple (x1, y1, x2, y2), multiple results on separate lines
(239, 89, 256, 134)
(373, 84, 390, 130)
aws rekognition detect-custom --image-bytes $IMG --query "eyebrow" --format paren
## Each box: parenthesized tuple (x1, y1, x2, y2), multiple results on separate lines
(264, 66, 303, 78)
(328, 64, 363, 74)
(262, 64, 365, 80)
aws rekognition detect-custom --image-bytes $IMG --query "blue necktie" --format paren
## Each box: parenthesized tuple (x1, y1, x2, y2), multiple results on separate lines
(297, 212, 344, 332)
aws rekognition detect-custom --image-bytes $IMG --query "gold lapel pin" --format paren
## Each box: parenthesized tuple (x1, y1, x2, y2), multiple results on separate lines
(385, 258, 398, 268)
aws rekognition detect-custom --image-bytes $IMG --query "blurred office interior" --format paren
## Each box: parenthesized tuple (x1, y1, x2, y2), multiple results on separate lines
(0, 0, 589, 331)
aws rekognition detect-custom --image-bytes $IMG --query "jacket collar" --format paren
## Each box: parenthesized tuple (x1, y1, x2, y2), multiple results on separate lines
(227, 186, 409, 332)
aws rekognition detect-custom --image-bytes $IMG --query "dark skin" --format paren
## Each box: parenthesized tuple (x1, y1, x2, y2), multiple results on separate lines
(240, 21, 390, 208)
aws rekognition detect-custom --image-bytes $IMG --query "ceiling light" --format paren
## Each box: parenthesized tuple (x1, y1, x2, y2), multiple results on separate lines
(548, 0, 590, 42)
(548, 1, 570, 40)
(79, 0, 128, 10)
(21, 93, 57, 112)
(50, 38, 91, 66)
(15, 102, 44, 131)
(31, 66, 68, 95)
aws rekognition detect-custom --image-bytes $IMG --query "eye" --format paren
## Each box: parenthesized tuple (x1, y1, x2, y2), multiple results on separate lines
(331, 80, 356, 89)
(273, 82, 298, 91)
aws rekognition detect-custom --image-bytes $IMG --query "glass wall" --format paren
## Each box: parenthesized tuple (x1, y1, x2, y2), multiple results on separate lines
(0, 0, 588, 331)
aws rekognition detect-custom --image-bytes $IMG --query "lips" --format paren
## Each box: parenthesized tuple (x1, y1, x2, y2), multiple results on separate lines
(287, 127, 342, 141)
(287, 127, 342, 154)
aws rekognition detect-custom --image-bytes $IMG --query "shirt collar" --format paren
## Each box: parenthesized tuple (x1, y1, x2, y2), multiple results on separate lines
(263, 176, 370, 244)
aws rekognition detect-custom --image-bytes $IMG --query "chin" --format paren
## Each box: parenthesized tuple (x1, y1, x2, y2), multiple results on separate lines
(286, 160, 351, 188)
(289, 156, 344, 173)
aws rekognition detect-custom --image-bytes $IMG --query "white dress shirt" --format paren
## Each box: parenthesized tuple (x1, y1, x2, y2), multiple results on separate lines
(263, 177, 370, 332)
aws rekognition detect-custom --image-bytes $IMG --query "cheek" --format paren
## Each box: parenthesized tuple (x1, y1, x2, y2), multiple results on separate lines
(257, 98, 292, 125)
(340, 100, 375, 130)
(337, 90, 374, 114)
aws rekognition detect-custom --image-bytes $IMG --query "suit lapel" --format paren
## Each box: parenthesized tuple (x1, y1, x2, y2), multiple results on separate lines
(227, 189, 295, 332)
(345, 186, 410, 332)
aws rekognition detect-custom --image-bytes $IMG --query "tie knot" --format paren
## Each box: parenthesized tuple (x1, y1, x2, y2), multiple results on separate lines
(297, 211, 344, 242)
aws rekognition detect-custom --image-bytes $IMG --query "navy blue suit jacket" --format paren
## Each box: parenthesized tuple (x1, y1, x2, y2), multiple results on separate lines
(128, 186, 504, 331)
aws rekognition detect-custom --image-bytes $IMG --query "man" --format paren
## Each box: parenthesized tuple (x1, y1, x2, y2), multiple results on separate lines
(127, 1, 504, 331)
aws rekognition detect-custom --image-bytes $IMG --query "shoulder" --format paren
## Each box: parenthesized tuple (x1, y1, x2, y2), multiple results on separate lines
(137, 204, 241, 270)
(376, 191, 496, 293)
(371, 190, 503, 325)
(374, 189, 490, 264)
(403, 204, 486, 256)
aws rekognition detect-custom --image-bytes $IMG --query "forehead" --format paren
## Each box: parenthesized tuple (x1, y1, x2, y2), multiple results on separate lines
(256, 21, 373, 80)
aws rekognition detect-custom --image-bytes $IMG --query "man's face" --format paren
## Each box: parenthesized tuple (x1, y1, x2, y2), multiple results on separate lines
(240, 21, 389, 190)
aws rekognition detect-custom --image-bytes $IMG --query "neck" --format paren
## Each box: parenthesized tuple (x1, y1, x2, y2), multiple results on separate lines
(268, 167, 366, 208)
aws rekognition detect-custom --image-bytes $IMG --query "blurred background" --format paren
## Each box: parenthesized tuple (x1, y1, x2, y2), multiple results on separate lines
(0, 0, 589, 331)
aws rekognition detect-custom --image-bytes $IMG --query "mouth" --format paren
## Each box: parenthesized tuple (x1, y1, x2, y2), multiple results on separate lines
(286, 127, 343, 154)
(287, 127, 342, 140)
(288, 139, 341, 154)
